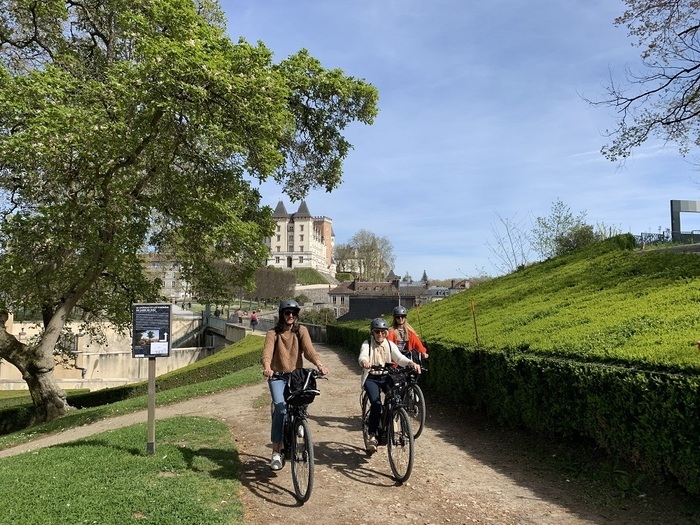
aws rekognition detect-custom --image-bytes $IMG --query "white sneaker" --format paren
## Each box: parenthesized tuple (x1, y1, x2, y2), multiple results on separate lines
(365, 435, 378, 453)
(270, 452, 283, 471)
(297, 425, 304, 438)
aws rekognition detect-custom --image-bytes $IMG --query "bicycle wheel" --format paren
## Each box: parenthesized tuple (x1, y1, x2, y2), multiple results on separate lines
(291, 419, 314, 503)
(361, 390, 370, 422)
(403, 383, 426, 439)
(387, 407, 414, 483)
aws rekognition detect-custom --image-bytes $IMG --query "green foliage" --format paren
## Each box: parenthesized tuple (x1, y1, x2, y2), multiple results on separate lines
(0, 417, 244, 524)
(295, 293, 311, 305)
(291, 268, 329, 285)
(0, 389, 88, 410)
(248, 266, 295, 302)
(332, 234, 700, 493)
(555, 223, 598, 254)
(531, 198, 589, 259)
(339, 230, 395, 280)
(419, 234, 700, 373)
(0, 0, 378, 416)
(299, 307, 337, 325)
(335, 272, 354, 282)
(600, 1, 700, 161)
(0, 336, 264, 435)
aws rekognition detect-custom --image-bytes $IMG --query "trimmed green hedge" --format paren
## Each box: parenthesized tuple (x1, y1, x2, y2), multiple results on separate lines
(0, 336, 264, 436)
(328, 323, 700, 494)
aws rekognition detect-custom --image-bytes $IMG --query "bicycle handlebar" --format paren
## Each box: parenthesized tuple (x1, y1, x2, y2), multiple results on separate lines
(270, 368, 328, 380)
(369, 363, 424, 374)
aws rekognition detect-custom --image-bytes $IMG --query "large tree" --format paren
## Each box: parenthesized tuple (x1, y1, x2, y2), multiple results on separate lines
(530, 199, 589, 260)
(0, 0, 378, 422)
(485, 211, 532, 274)
(347, 229, 394, 281)
(598, 0, 700, 161)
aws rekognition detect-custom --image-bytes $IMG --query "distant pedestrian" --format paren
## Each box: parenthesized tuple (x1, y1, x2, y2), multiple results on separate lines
(236, 309, 243, 324)
(250, 311, 259, 331)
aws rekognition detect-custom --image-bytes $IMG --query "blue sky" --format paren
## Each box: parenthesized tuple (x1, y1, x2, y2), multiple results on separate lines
(219, 0, 700, 280)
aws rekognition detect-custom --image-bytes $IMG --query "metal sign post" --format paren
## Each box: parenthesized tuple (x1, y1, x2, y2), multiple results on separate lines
(132, 303, 172, 455)
(147, 357, 156, 454)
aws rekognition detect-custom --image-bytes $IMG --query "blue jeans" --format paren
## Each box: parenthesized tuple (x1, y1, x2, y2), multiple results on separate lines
(269, 377, 286, 444)
(364, 374, 390, 436)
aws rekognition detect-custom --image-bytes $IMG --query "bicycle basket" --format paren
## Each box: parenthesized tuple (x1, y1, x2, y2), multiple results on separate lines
(284, 368, 320, 406)
(388, 368, 409, 388)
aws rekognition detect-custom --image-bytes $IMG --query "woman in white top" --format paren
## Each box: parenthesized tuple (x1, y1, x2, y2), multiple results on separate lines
(359, 317, 421, 452)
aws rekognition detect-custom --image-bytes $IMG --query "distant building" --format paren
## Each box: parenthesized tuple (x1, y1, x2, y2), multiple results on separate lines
(141, 253, 190, 302)
(265, 201, 336, 278)
(328, 274, 470, 319)
(328, 273, 426, 320)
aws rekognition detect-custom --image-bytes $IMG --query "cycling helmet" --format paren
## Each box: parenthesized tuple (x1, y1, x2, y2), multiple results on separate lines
(278, 298, 301, 319)
(370, 318, 388, 331)
(393, 305, 407, 317)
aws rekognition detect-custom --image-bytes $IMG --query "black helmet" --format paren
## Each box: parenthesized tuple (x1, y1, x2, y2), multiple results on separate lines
(370, 318, 388, 331)
(278, 298, 301, 319)
(393, 305, 407, 317)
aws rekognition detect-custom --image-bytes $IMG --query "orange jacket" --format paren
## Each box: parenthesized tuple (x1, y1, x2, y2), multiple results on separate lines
(387, 328, 427, 356)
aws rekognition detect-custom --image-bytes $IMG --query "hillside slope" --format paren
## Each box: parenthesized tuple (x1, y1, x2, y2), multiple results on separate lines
(416, 235, 700, 373)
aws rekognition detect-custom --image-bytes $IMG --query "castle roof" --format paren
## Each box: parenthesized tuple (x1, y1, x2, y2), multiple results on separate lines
(272, 201, 289, 218)
(295, 200, 312, 218)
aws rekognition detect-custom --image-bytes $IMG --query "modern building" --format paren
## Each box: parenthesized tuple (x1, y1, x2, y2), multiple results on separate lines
(265, 201, 336, 278)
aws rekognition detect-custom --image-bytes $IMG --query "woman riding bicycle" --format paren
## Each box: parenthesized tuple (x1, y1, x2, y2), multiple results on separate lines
(387, 305, 428, 362)
(359, 317, 421, 453)
(261, 299, 328, 471)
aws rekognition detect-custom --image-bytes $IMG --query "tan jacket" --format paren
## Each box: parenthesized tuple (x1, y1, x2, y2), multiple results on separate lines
(260, 325, 321, 373)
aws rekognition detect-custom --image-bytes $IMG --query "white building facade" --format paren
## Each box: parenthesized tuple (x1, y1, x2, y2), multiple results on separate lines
(265, 201, 336, 278)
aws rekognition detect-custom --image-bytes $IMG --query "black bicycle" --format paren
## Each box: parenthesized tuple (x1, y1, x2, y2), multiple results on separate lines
(401, 353, 427, 439)
(359, 360, 427, 440)
(360, 364, 415, 482)
(272, 368, 324, 503)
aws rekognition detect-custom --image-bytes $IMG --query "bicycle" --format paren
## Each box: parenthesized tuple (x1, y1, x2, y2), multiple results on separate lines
(271, 368, 325, 503)
(359, 358, 427, 440)
(401, 351, 427, 439)
(401, 364, 427, 439)
(360, 364, 415, 483)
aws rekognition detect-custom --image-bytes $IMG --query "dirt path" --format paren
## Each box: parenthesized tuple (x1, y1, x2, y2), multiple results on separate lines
(1, 344, 697, 524)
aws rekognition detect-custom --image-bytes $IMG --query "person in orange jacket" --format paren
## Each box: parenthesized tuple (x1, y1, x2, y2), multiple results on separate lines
(387, 305, 428, 363)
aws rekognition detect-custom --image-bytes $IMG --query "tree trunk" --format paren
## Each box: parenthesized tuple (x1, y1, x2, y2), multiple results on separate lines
(0, 312, 70, 424)
(23, 366, 71, 423)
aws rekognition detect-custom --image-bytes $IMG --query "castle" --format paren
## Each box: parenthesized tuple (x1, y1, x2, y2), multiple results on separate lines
(264, 201, 336, 278)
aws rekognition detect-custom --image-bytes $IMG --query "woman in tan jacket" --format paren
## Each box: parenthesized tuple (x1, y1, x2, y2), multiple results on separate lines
(260, 299, 328, 470)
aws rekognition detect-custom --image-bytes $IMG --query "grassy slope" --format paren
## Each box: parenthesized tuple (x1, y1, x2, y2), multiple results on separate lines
(414, 235, 700, 373)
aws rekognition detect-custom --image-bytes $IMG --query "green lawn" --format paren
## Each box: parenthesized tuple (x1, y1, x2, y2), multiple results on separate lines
(0, 416, 243, 524)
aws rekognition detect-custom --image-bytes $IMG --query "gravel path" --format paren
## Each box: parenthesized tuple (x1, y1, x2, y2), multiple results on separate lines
(1, 344, 697, 525)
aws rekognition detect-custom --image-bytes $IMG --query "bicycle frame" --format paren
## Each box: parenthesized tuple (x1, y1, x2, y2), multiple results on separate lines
(271, 368, 323, 503)
(361, 364, 415, 482)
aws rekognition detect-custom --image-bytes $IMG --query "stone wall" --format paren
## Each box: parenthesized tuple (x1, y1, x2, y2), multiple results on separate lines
(0, 314, 207, 391)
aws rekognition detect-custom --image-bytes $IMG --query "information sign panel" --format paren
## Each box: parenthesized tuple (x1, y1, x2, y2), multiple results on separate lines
(132, 303, 172, 358)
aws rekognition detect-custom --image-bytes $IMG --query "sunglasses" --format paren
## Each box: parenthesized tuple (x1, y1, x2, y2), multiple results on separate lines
(283, 310, 297, 317)
(372, 329, 386, 335)
(395, 315, 406, 319)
